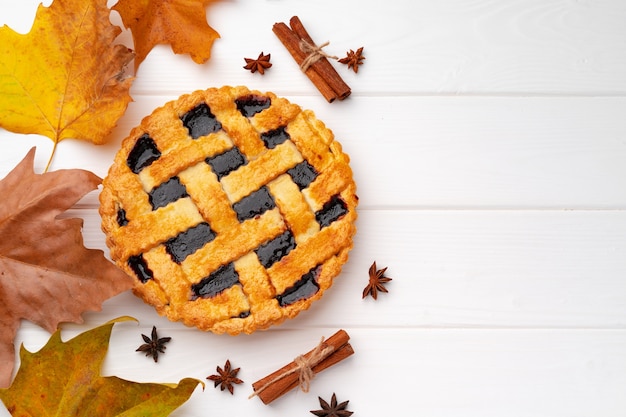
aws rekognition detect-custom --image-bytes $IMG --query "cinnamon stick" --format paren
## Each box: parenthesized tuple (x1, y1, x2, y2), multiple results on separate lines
(250, 329, 354, 404)
(273, 16, 351, 103)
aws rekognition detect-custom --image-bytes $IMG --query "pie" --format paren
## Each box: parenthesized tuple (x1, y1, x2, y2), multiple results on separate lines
(99, 86, 358, 334)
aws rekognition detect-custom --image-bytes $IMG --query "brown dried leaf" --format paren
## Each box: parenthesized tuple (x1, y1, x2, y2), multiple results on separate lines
(0, 149, 134, 388)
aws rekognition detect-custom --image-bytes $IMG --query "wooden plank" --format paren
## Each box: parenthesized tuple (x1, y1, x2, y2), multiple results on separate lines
(59, 208, 626, 329)
(1, 1, 625, 415)
(2, 96, 625, 209)
(10, 326, 626, 416)
(2, 0, 624, 95)
(128, 0, 626, 95)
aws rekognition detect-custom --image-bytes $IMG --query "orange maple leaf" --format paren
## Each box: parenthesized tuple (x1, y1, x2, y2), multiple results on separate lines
(0, 0, 134, 170)
(113, 0, 222, 71)
(0, 149, 134, 388)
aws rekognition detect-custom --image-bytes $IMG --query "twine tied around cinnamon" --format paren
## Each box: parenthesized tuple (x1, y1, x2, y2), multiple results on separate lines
(249, 337, 335, 399)
(273, 17, 351, 102)
(299, 39, 338, 72)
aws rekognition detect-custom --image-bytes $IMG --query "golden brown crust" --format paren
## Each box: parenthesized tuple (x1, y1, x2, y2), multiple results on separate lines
(99, 86, 357, 334)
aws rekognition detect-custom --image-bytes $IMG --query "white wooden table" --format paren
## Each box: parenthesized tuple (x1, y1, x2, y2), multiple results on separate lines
(1, 0, 625, 415)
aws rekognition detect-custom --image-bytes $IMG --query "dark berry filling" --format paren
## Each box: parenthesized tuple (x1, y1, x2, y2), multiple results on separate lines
(206, 147, 247, 179)
(235, 94, 271, 117)
(149, 177, 188, 210)
(315, 195, 348, 228)
(255, 230, 296, 268)
(287, 160, 318, 190)
(165, 222, 216, 263)
(116, 208, 128, 226)
(260, 126, 290, 149)
(276, 266, 320, 307)
(128, 254, 153, 283)
(232, 186, 276, 221)
(191, 262, 240, 299)
(181, 103, 222, 139)
(127, 134, 161, 174)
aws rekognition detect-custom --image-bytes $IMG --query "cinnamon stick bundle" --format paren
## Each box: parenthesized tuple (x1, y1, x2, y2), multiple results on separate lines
(273, 16, 351, 103)
(250, 329, 354, 404)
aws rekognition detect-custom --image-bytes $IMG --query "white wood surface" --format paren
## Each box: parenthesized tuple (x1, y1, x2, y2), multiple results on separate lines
(1, 0, 626, 415)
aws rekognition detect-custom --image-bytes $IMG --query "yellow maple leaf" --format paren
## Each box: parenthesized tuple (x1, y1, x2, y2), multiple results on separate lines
(0, 317, 203, 416)
(113, 0, 221, 71)
(0, 0, 134, 168)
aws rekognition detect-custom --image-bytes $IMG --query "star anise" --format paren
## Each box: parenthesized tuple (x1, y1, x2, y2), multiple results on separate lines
(207, 359, 243, 394)
(310, 393, 354, 417)
(362, 261, 392, 300)
(243, 52, 272, 74)
(338, 47, 365, 73)
(136, 326, 171, 362)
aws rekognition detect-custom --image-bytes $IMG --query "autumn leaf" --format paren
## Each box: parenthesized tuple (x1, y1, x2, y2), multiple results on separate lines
(0, 148, 134, 388)
(0, 0, 134, 169)
(0, 317, 203, 416)
(113, 0, 221, 71)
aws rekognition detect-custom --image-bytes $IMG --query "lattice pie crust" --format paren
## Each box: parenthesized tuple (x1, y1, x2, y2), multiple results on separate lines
(100, 86, 358, 334)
